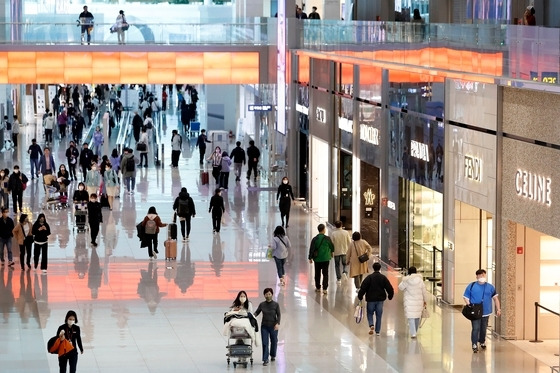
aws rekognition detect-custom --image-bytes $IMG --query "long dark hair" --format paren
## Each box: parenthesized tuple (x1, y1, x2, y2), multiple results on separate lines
(273, 226, 285, 237)
(232, 291, 250, 310)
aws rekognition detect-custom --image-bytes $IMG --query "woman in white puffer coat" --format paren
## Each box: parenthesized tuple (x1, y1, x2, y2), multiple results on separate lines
(398, 266, 428, 338)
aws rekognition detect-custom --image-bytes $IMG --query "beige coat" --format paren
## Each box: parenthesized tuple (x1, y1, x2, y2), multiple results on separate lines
(346, 239, 372, 278)
(13, 221, 32, 245)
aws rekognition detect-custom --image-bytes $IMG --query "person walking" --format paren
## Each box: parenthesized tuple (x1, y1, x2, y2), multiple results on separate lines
(57, 110, 68, 139)
(170, 129, 182, 168)
(87, 193, 103, 247)
(357, 262, 394, 336)
(219, 151, 232, 190)
(32, 213, 51, 273)
(44, 112, 55, 144)
(271, 226, 290, 286)
(196, 129, 211, 165)
(54, 310, 84, 373)
(103, 164, 118, 209)
(85, 162, 101, 199)
(331, 220, 351, 285)
(207, 146, 222, 184)
(120, 148, 138, 195)
(308, 6, 321, 19)
(79, 143, 94, 181)
(308, 223, 334, 294)
(65, 141, 80, 181)
(141, 206, 168, 260)
(13, 213, 33, 270)
(138, 128, 149, 168)
(246, 140, 260, 181)
(11, 115, 20, 147)
(254, 288, 281, 366)
(276, 176, 294, 228)
(229, 141, 246, 182)
(0, 208, 15, 267)
(79, 5, 94, 45)
(8, 165, 28, 214)
(347, 231, 372, 291)
(115, 10, 127, 44)
(0, 169, 9, 210)
(172, 187, 196, 242)
(398, 266, 429, 338)
(92, 126, 104, 156)
(132, 111, 143, 142)
(463, 269, 501, 353)
(39, 147, 56, 179)
(27, 139, 43, 180)
(208, 188, 225, 233)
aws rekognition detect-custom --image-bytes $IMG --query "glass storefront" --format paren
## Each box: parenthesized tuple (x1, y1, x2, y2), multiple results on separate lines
(361, 161, 380, 247)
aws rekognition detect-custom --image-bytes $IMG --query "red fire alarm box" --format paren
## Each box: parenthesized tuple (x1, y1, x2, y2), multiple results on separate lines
(517, 246, 523, 255)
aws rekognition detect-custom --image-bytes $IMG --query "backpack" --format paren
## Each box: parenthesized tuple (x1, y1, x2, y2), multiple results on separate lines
(5, 121, 11, 131)
(177, 199, 190, 217)
(126, 157, 135, 172)
(145, 219, 157, 234)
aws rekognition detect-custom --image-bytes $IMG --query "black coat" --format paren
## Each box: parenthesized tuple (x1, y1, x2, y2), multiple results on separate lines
(8, 172, 28, 193)
(358, 271, 394, 302)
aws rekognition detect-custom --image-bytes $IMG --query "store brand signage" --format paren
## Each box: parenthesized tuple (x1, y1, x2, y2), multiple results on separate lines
(515, 169, 551, 206)
(387, 200, 396, 210)
(454, 80, 480, 92)
(410, 140, 430, 162)
(360, 124, 379, 145)
(248, 104, 272, 112)
(316, 107, 326, 123)
(464, 155, 482, 182)
(363, 188, 376, 206)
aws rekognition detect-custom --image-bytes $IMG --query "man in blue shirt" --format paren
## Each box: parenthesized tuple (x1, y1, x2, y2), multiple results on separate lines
(463, 269, 501, 353)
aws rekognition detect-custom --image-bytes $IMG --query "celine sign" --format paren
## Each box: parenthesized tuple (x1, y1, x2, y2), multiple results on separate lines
(360, 124, 379, 145)
(464, 155, 482, 182)
(515, 169, 551, 206)
(410, 140, 430, 162)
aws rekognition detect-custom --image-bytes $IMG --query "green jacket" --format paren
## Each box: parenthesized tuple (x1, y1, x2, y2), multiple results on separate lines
(308, 233, 334, 262)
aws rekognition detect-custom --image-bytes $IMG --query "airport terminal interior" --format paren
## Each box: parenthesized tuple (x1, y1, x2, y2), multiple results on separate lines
(0, 89, 556, 372)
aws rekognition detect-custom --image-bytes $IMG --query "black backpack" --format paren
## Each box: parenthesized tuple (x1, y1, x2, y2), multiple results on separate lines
(126, 157, 135, 172)
(177, 199, 190, 217)
(5, 121, 11, 131)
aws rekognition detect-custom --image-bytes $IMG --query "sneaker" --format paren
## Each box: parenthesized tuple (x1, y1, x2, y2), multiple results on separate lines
(472, 344, 478, 353)
(322, 290, 328, 294)
(42, 269, 47, 274)
(336, 280, 342, 285)
(342, 273, 348, 280)
(369, 326, 374, 335)
(376, 332, 380, 336)
(149, 256, 154, 260)
(8, 261, 14, 266)
(480, 343, 486, 350)
(183, 237, 187, 242)
(154, 249, 159, 254)
(92, 242, 98, 247)
(315, 288, 321, 293)
(263, 360, 269, 366)
(186, 236, 189, 241)
(411, 335, 417, 339)
(271, 357, 275, 362)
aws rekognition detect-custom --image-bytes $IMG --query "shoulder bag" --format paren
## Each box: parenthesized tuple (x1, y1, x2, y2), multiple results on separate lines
(136, 142, 147, 152)
(461, 283, 484, 320)
(354, 242, 369, 263)
(354, 300, 364, 323)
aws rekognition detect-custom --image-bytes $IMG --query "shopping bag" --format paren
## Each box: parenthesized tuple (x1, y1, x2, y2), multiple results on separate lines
(354, 301, 364, 324)
(266, 246, 273, 260)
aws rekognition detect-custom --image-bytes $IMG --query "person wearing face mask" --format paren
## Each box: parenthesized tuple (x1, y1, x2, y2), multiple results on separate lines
(32, 213, 51, 273)
(65, 141, 80, 181)
(55, 310, 84, 373)
(79, 143, 94, 181)
(13, 213, 33, 270)
(207, 146, 222, 184)
(276, 177, 295, 228)
(85, 161, 101, 199)
(0, 208, 15, 267)
(463, 269, 501, 353)
(230, 291, 254, 313)
(92, 126, 104, 156)
(87, 193, 103, 247)
(398, 266, 429, 338)
(8, 165, 28, 214)
(57, 164, 71, 202)
(208, 188, 225, 233)
(72, 182, 89, 204)
(103, 163, 118, 210)
(254, 288, 281, 366)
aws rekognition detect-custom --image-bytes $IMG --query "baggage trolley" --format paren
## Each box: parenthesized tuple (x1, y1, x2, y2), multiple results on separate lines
(74, 203, 88, 233)
(226, 326, 253, 368)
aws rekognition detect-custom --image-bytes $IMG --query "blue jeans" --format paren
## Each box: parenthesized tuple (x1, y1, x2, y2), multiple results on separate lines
(125, 176, 135, 192)
(273, 256, 286, 279)
(334, 255, 347, 280)
(408, 318, 420, 336)
(471, 316, 489, 345)
(30, 158, 40, 177)
(366, 301, 384, 333)
(0, 236, 13, 262)
(261, 325, 278, 362)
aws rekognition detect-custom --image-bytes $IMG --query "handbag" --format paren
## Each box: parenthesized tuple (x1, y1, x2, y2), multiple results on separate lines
(354, 301, 364, 323)
(121, 22, 129, 31)
(419, 306, 430, 328)
(266, 246, 273, 260)
(354, 242, 369, 263)
(136, 142, 147, 152)
(462, 303, 483, 320)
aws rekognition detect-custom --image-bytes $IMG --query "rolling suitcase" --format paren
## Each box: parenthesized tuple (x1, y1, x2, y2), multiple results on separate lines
(201, 171, 209, 185)
(165, 239, 177, 260)
(168, 223, 177, 240)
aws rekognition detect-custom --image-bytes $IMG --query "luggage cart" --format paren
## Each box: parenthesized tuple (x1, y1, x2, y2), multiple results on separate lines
(42, 175, 66, 211)
(74, 203, 88, 232)
(226, 326, 253, 368)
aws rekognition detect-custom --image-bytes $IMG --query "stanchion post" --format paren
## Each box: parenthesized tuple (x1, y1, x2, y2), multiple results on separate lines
(529, 302, 543, 343)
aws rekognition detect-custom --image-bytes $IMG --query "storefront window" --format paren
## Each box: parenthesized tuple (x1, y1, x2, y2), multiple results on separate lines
(338, 96, 353, 152)
(394, 0, 429, 21)
(358, 65, 382, 104)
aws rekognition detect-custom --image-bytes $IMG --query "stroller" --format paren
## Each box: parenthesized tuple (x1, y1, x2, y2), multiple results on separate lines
(74, 202, 88, 232)
(226, 326, 254, 368)
(42, 175, 67, 211)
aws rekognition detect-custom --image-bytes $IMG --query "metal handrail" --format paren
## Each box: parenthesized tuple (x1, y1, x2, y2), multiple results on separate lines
(116, 111, 131, 154)
(529, 302, 560, 343)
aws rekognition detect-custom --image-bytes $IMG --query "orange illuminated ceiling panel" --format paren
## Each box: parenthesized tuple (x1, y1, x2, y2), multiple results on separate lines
(340, 63, 353, 85)
(231, 52, 259, 69)
(37, 68, 64, 83)
(120, 68, 147, 84)
(65, 51, 93, 68)
(298, 54, 309, 83)
(148, 52, 176, 69)
(148, 68, 176, 83)
(120, 52, 148, 70)
(204, 52, 231, 70)
(176, 68, 204, 83)
(9, 67, 36, 83)
(231, 68, 259, 84)
(36, 52, 63, 69)
(91, 52, 118, 70)
(91, 66, 119, 83)
(8, 51, 36, 68)
(204, 67, 231, 84)
(176, 52, 204, 69)
(65, 68, 92, 83)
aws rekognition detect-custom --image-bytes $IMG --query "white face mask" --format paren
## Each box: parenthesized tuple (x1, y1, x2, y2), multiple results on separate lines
(282, 180, 288, 184)
(239, 297, 247, 303)
(477, 277, 487, 284)
(68, 320, 75, 326)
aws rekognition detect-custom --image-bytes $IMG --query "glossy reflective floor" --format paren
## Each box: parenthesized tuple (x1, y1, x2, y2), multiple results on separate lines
(0, 108, 554, 373)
